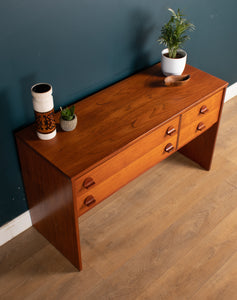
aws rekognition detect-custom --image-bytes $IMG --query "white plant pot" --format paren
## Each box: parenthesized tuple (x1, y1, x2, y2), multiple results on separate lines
(31, 83, 57, 140)
(60, 115, 77, 132)
(161, 48, 187, 76)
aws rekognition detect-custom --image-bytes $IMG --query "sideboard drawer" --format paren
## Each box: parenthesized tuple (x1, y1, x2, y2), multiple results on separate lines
(76, 135, 177, 216)
(178, 91, 223, 148)
(73, 117, 179, 198)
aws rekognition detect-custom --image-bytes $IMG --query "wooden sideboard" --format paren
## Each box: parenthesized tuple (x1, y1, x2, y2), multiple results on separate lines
(16, 63, 228, 271)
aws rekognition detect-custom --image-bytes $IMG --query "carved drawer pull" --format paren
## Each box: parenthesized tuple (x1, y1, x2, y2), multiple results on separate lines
(166, 126, 176, 136)
(84, 195, 96, 206)
(164, 143, 174, 153)
(197, 122, 206, 131)
(200, 105, 209, 114)
(83, 177, 95, 189)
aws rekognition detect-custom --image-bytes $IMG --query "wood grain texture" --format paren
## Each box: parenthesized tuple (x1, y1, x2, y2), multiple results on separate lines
(178, 90, 223, 148)
(179, 88, 227, 170)
(76, 134, 177, 216)
(73, 116, 179, 198)
(2, 97, 237, 300)
(15, 63, 228, 271)
(79, 153, 235, 278)
(192, 251, 237, 300)
(83, 161, 237, 300)
(15, 64, 227, 178)
(180, 89, 223, 128)
(16, 138, 82, 270)
(137, 202, 237, 300)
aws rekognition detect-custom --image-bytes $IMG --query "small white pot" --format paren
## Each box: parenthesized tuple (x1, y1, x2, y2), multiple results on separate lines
(161, 48, 187, 76)
(60, 114, 77, 132)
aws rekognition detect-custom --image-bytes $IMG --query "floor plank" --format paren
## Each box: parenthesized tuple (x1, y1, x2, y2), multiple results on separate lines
(137, 202, 237, 300)
(191, 250, 237, 300)
(80, 153, 236, 278)
(84, 171, 237, 300)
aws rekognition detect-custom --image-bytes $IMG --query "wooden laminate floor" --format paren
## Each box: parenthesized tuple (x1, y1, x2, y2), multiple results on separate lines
(1, 97, 237, 300)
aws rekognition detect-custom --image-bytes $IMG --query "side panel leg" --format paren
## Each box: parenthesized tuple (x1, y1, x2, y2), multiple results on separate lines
(179, 122, 219, 171)
(16, 138, 82, 271)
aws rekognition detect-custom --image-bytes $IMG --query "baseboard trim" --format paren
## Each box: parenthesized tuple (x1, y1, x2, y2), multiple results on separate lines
(0, 211, 32, 246)
(225, 82, 237, 102)
(1, 82, 237, 247)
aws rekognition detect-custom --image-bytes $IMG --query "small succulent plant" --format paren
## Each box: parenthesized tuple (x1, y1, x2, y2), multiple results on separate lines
(60, 105, 75, 121)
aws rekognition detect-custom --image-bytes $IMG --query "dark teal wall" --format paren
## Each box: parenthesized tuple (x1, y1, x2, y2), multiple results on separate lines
(0, 0, 237, 226)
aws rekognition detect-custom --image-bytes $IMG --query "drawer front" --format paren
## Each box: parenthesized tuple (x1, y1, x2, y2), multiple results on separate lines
(73, 117, 179, 198)
(76, 135, 177, 216)
(178, 91, 223, 148)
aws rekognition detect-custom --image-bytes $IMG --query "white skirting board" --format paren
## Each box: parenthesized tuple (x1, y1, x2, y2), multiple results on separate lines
(0, 82, 237, 247)
(224, 82, 237, 102)
(0, 211, 32, 246)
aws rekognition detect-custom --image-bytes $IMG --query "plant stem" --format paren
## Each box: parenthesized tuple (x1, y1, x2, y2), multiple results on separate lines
(169, 48, 177, 58)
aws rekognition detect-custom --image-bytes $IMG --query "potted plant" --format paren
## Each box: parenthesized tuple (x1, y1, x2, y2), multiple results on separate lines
(60, 105, 77, 131)
(158, 8, 195, 76)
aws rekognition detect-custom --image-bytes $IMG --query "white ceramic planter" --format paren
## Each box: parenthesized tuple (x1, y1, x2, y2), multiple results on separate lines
(60, 115, 77, 132)
(161, 48, 187, 76)
(31, 83, 57, 140)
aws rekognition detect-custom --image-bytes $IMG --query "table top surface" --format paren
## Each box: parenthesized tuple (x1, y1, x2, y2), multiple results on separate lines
(16, 63, 228, 179)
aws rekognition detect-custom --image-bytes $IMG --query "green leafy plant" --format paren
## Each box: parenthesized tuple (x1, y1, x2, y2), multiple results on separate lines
(60, 105, 75, 121)
(158, 8, 195, 58)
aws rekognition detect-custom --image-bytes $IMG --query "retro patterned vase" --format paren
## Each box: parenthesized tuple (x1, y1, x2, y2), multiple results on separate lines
(31, 83, 57, 140)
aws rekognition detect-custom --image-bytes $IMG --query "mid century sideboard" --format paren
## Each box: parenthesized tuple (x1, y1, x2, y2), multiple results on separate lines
(16, 63, 228, 270)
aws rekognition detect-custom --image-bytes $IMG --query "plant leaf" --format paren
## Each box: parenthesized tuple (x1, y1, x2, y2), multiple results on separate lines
(61, 105, 75, 121)
(158, 8, 195, 52)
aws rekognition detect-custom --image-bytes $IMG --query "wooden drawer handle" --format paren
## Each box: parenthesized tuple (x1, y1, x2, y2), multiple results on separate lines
(166, 126, 176, 136)
(200, 105, 209, 114)
(164, 143, 174, 153)
(197, 122, 206, 131)
(83, 177, 95, 189)
(84, 195, 96, 206)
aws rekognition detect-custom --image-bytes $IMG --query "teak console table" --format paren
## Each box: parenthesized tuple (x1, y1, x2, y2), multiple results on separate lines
(16, 64, 228, 270)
